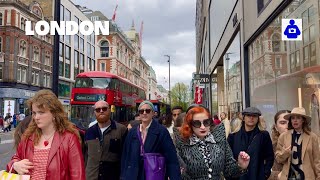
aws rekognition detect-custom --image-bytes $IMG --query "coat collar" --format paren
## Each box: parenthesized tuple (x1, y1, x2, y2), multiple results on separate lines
(141, 119, 160, 152)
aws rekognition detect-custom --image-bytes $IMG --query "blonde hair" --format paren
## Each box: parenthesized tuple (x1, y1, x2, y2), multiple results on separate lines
(23, 90, 79, 145)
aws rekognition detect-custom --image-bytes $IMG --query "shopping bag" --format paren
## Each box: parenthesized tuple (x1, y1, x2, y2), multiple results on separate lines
(0, 170, 30, 180)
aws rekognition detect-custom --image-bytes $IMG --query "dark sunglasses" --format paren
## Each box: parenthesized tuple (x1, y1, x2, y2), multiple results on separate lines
(138, 109, 152, 114)
(95, 107, 109, 113)
(173, 113, 180, 117)
(191, 119, 212, 128)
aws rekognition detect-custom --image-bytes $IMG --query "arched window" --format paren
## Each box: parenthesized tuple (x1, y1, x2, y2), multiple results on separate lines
(100, 41, 109, 57)
(21, 18, 25, 31)
(33, 46, 39, 62)
(19, 40, 27, 57)
(272, 34, 281, 52)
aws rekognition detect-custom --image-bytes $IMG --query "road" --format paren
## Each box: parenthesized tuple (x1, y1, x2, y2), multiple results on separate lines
(0, 130, 15, 170)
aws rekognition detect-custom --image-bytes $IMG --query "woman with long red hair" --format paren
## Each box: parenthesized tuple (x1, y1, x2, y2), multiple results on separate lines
(176, 106, 250, 179)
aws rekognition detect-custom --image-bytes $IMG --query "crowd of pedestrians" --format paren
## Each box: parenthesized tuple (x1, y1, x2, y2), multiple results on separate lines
(4, 89, 320, 180)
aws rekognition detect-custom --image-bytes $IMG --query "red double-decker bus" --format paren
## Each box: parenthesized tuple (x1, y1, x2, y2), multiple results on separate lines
(70, 71, 146, 129)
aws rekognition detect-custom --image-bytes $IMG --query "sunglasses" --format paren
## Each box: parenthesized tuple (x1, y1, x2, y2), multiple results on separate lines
(173, 113, 180, 117)
(191, 119, 212, 128)
(95, 107, 109, 113)
(138, 109, 152, 114)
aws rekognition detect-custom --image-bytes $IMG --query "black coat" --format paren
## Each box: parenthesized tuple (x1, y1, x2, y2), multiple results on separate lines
(120, 120, 181, 180)
(227, 125, 274, 180)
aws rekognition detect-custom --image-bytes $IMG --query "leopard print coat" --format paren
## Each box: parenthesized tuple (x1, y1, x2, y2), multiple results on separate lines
(176, 124, 244, 180)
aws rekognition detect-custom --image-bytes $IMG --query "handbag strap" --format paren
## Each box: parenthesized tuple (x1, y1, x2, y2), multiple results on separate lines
(136, 125, 145, 156)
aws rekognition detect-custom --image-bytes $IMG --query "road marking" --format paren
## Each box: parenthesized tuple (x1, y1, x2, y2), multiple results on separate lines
(0, 139, 14, 145)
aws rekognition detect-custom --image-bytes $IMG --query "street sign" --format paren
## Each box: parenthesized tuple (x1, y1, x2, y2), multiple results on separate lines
(194, 74, 217, 84)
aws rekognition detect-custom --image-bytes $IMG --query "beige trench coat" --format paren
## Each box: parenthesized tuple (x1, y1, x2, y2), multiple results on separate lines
(275, 130, 320, 180)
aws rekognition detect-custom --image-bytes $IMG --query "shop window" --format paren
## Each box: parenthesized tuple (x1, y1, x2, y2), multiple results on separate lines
(59, 61, 64, 76)
(303, 46, 309, 64)
(65, 45, 71, 60)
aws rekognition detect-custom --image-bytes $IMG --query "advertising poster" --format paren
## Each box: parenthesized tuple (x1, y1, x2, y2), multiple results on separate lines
(4, 100, 15, 117)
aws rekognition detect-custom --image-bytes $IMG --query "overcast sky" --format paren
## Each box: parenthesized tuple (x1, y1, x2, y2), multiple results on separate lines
(72, 0, 196, 90)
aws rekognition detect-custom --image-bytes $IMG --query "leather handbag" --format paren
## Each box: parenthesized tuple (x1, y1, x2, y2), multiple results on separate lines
(137, 126, 166, 180)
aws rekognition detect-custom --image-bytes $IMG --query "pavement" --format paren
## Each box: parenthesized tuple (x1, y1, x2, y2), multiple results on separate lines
(0, 129, 15, 170)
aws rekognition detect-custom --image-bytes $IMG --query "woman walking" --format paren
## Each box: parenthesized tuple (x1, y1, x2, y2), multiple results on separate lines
(176, 106, 250, 179)
(276, 107, 320, 180)
(7, 90, 85, 180)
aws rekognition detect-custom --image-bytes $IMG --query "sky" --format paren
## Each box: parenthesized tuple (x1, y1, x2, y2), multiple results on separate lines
(72, 0, 197, 90)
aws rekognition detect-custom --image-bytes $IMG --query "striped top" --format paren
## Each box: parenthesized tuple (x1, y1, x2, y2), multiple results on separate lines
(31, 148, 50, 180)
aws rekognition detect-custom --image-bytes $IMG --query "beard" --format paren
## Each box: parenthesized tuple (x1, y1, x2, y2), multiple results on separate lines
(96, 114, 110, 123)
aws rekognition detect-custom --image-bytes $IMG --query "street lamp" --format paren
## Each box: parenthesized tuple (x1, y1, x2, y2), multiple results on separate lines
(164, 55, 171, 106)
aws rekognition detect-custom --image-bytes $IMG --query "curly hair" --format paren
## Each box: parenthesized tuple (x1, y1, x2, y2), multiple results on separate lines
(23, 89, 80, 145)
(180, 106, 211, 140)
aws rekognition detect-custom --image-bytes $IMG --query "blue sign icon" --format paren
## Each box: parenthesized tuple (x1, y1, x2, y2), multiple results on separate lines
(282, 19, 302, 41)
(284, 19, 301, 39)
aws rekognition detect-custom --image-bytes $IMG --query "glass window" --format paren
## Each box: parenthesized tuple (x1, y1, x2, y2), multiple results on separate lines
(19, 40, 27, 57)
(59, 61, 64, 76)
(46, 75, 50, 87)
(65, 63, 70, 78)
(303, 29, 309, 44)
(35, 72, 39, 85)
(87, 42, 91, 56)
(74, 50, 79, 66)
(0, 64, 2, 80)
(100, 63, 106, 71)
(80, 38, 84, 52)
(272, 34, 281, 52)
(21, 18, 25, 31)
(74, 35, 79, 50)
(74, 77, 111, 89)
(65, 35, 71, 45)
(65, 46, 71, 60)
(249, 0, 320, 133)
(60, 5, 64, 20)
(22, 68, 26, 83)
(296, 50, 300, 67)
(80, 53, 84, 68)
(100, 41, 109, 57)
(0, 13, 3, 26)
(59, 42, 64, 57)
(0, 37, 2, 52)
(45, 51, 51, 66)
(65, 8, 71, 21)
(33, 46, 39, 62)
(303, 46, 309, 63)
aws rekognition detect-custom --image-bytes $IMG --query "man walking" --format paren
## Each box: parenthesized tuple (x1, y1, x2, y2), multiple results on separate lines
(85, 100, 127, 180)
(227, 107, 274, 180)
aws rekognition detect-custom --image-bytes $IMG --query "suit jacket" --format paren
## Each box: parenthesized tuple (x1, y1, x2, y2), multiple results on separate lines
(120, 119, 181, 180)
(7, 131, 85, 180)
(276, 130, 320, 180)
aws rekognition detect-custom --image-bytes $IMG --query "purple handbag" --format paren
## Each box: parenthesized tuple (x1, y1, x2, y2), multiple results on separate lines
(137, 126, 166, 180)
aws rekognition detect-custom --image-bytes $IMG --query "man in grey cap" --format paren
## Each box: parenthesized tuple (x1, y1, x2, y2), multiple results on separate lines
(227, 107, 274, 180)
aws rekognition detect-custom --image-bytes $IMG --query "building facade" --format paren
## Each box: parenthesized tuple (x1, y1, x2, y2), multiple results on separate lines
(0, 0, 53, 116)
(58, 0, 96, 116)
(196, 0, 320, 134)
(147, 66, 158, 100)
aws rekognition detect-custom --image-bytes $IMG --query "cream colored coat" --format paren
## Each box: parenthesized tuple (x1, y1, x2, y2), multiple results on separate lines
(275, 129, 320, 180)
